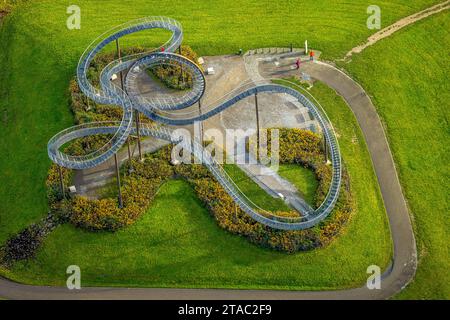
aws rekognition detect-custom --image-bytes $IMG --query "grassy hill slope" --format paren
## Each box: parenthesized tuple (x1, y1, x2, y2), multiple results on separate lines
(344, 11, 449, 299)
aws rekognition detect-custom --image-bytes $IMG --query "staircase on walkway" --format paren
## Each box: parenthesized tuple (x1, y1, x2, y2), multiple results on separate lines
(236, 148, 314, 216)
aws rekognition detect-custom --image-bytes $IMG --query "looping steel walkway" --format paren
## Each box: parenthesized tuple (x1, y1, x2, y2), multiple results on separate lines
(0, 58, 416, 300)
(0, 9, 421, 298)
(46, 17, 342, 231)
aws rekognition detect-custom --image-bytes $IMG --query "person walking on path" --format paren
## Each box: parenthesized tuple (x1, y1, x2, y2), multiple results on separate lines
(309, 50, 315, 61)
(295, 58, 301, 69)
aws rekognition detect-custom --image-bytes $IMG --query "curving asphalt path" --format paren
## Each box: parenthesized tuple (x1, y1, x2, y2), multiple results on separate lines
(0, 60, 416, 300)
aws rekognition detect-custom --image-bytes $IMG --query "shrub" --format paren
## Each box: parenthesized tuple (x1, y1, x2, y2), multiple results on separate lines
(70, 197, 122, 230)
(0, 226, 43, 264)
(268, 127, 323, 164)
(183, 164, 353, 253)
(68, 159, 172, 231)
(0, 214, 61, 265)
(148, 45, 201, 90)
(131, 158, 174, 180)
(46, 164, 72, 210)
(174, 163, 212, 180)
(175, 128, 354, 253)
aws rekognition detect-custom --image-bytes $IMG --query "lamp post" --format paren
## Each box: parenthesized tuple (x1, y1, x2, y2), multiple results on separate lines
(116, 39, 125, 90)
(58, 165, 65, 199)
(116, 38, 142, 162)
(254, 92, 260, 162)
(198, 100, 203, 146)
(114, 39, 126, 206)
(116, 38, 133, 170)
(135, 110, 143, 161)
(127, 137, 133, 172)
(179, 46, 184, 85)
(114, 154, 123, 208)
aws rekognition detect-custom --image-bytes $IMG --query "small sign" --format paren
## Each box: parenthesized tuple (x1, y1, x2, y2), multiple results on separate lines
(301, 72, 311, 81)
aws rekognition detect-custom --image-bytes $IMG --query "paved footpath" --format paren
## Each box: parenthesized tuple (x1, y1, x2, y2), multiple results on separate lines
(0, 59, 416, 299)
(237, 151, 314, 214)
(73, 137, 168, 198)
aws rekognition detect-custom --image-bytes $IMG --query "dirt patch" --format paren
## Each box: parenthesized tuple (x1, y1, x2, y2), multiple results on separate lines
(0, 9, 10, 23)
(346, 1, 450, 58)
(0, 7, 14, 25)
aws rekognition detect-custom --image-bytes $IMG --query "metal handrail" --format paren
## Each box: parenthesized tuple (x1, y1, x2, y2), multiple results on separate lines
(47, 17, 342, 230)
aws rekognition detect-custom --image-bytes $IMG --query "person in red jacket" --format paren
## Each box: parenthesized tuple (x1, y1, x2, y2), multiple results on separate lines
(309, 50, 315, 61)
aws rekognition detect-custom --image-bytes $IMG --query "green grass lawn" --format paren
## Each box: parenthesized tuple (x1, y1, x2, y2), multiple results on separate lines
(0, 0, 437, 244)
(222, 164, 291, 212)
(0, 0, 445, 296)
(342, 12, 449, 299)
(277, 164, 318, 206)
(2, 80, 391, 290)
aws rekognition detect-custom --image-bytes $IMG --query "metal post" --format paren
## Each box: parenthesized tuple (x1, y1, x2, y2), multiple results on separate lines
(127, 137, 133, 172)
(179, 46, 183, 84)
(116, 38, 120, 58)
(119, 69, 124, 91)
(116, 39, 134, 170)
(116, 39, 124, 90)
(135, 110, 143, 161)
(58, 165, 65, 198)
(198, 100, 203, 146)
(290, 43, 293, 52)
(255, 93, 260, 162)
(114, 154, 123, 208)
